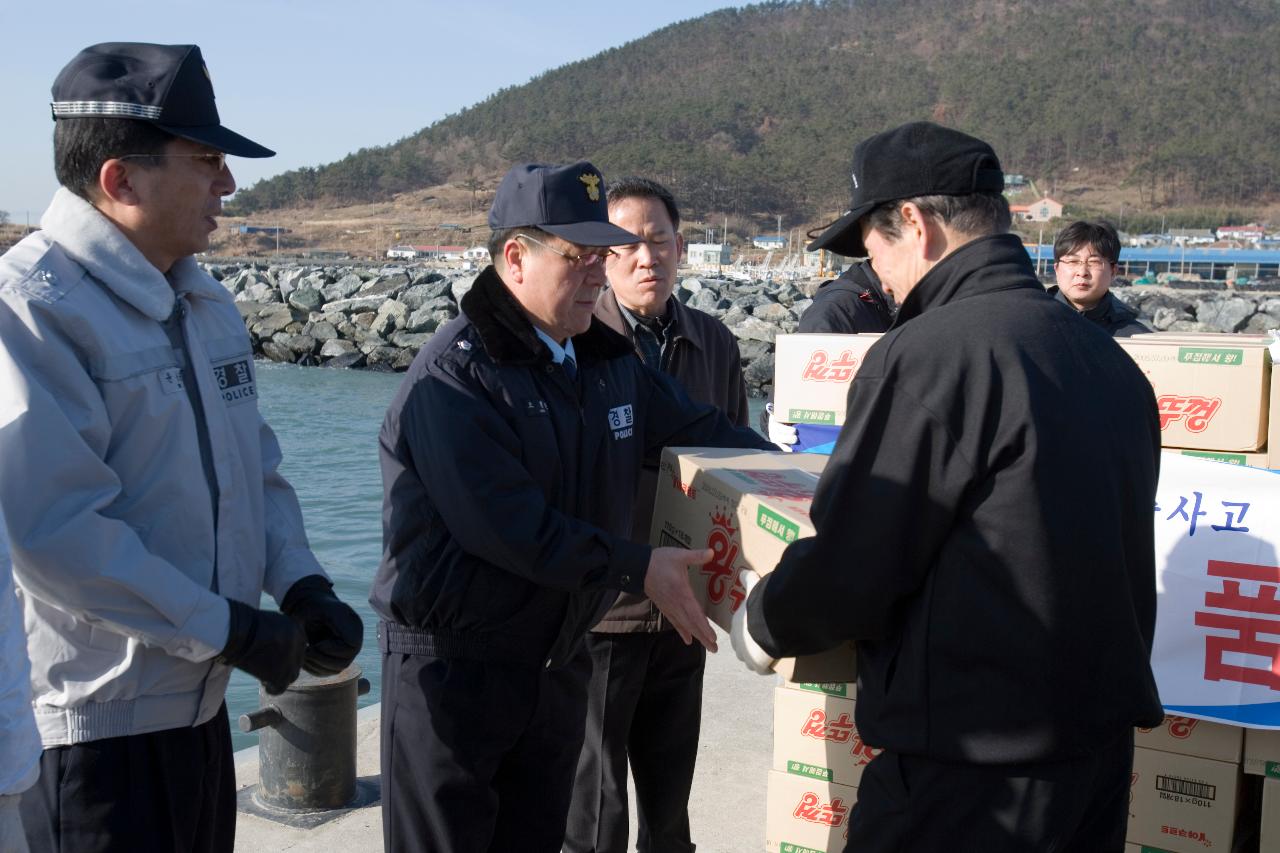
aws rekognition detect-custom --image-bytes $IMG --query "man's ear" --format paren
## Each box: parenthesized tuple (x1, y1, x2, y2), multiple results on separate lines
(901, 202, 948, 262)
(98, 159, 142, 207)
(502, 237, 526, 284)
(675, 231, 686, 260)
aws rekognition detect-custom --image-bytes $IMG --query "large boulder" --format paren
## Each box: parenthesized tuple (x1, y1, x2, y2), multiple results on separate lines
(742, 353, 775, 389)
(400, 280, 453, 309)
(390, 331, 433, 350)
(359, 274, 411, 299)
(322, 273, 365, 302)
(287, 287, 323, 313)
(451, 274, 479, 303)
(319, 339, 358, 359)
(730, 316, 778, 344)
(321, 296, 386, 314)
(261, 341, 294, 363)
(737, 340, 771, 363)
(405, 306, 442, 334)
(254, 305, 296, 336)
(321, 351, 366, 369)
(687, 289, 730, 314)
(1196, 297, 1255, 333)
(305, 321, 338, 342)
(372, 300, 409, 337)
(752, 302, 791, 323)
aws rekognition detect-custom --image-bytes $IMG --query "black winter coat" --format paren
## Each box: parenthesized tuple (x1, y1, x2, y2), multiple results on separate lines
(1048, 286, 1151, 337)
(797, 261, 894, 334)
(748, 234, 1164, 764)
(370, 266, 769, 669)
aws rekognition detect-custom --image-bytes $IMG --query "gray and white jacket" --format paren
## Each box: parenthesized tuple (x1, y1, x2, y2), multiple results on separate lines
(0, 189, 323, 746)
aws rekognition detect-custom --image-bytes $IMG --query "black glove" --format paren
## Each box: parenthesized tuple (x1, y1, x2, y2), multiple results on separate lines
(281, 575, 364, 676)
(216, 599, 305, 695)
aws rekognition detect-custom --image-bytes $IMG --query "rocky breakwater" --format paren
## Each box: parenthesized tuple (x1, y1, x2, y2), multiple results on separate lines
(207, 262, 479, 371)
(205, 261, 1279, 396)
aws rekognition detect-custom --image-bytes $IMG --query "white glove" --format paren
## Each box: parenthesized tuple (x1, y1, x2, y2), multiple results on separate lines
(730, 571, 775, 675)
(766, 403, 798, 452)
(0, 794, 30, 853)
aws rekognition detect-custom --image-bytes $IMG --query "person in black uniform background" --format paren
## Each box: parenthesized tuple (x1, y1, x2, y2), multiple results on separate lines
(797, 259, 894, 334)
(732, 122, 1164, 852)
(1050, 219, 1151, 337)
(371, 161, 773, 853)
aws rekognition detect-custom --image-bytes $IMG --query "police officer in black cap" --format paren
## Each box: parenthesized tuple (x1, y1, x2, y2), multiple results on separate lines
(1, 43, 363, 853)
(732, 122, 1164, 851)
(371, 161, 772, 852)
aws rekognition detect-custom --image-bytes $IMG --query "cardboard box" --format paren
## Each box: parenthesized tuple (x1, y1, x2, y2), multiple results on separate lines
(772, 333, 881, 426)
(1125, 845, 1174, 853)
(765, 770, 858, 853)
(1262, 777, 1280, 851)
(1116, 333, 1272, 451)
(1127, 746, 1241, 853)
(1172, 448, 1272, 470)
(773, 686, 880, 787)
(651, 448, 856, 683)
(1134, 715, 1243, 763)
(1244, 727, 1280, 778)
(782, 681, 857, 698)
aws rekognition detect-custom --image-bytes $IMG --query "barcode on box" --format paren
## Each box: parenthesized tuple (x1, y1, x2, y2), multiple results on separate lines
(1155, 776, 1217, 801)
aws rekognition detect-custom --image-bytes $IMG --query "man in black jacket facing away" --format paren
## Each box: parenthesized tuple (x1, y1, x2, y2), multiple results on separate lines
(734, 123, 1164, 851)
(371, 162, 772, 852)
(1050, 219, 1151, 337)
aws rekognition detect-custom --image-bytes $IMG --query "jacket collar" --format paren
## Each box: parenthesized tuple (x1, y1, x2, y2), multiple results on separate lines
(892, 233, 1041, 328)
(460, 265, 634, 366)
(594, 287, 708, 354)
(1050, 287, 1137, 325)
(40, 188, 227, 321)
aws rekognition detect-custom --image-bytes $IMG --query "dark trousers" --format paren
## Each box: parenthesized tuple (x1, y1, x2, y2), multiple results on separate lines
(380, 649, 592, 853)
(19, 704, 235, 853)
(844, 731, 1136, 853)
(564, 631, 706, 853)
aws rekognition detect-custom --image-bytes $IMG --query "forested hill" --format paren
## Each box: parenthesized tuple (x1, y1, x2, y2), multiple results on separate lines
(230, 0, 1280, 218)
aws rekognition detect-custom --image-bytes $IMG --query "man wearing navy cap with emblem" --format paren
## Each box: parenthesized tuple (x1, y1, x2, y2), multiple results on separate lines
(732, 122, 1164, 850)
(0, 43, 363, 852)
(372, 161, 772, 851)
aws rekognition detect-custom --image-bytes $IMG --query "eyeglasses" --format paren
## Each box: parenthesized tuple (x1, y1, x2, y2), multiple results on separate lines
(1057, 256, 1113, 271)
(119, 152, 228, 171)
(516, 234, 615, 268)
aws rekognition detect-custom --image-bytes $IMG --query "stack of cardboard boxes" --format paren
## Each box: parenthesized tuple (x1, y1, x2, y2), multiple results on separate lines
(1114, 332, 1277, 471)
(765, 681, 876, 853)
(648, 447, 860, 852)
(1127, 716, 1246, 852)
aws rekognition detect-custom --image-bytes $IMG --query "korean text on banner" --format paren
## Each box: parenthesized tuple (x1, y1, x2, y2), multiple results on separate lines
(1152, 453, 1280, 728)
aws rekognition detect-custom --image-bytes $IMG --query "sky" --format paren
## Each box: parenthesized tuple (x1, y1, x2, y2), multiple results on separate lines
(0, 0, 743, 222)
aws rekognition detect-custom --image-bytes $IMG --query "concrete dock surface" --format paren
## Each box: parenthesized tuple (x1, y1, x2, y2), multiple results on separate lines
(233, 631, 779, 851)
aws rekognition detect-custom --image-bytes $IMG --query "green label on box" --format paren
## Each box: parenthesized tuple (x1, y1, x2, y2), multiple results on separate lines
(796, 682, 850, 697)
(788, 408, 837, 425)
(786, 760, 833, 781)
(781, 842, 824, 853)
(1267, 760, 1280, 779)
(1177, 347, 1243, 366)
(1181, 450, 1247, 465)
(758, 506, 801, 543)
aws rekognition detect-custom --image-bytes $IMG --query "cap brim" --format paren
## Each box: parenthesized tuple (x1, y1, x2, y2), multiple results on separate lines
(805, 204, 874, 256)
(541, 221, 641, 247)
(158, 123, 275, 158)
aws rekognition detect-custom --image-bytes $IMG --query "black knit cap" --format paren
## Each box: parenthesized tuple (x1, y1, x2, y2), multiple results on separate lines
(807, 121, 1003, 257)
(51, 42, 274, 158)
(489, 162, 641, 247)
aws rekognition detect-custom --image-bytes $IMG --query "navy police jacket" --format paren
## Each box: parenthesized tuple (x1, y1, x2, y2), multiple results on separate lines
(370, 265, 770, 668)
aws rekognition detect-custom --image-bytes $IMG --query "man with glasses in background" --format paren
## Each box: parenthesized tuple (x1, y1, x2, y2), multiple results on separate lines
(1051, 219, 1150, 336)
(0, 43, 362, 852)
(564, 176, 748, 853)
(372, 162, 772, 852)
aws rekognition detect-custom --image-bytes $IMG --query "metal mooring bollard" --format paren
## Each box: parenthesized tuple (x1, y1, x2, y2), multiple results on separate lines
(239, 664, 372, 814)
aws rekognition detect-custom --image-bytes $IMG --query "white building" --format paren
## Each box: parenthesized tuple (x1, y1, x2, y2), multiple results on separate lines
(752, 235, 786, 250)
(462, 246, 491, 261)
(686, 243, 732, 267)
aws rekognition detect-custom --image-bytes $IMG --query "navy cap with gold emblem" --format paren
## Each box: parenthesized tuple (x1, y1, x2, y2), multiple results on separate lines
(488, 161, 641, 247)
(51, 43, 274, 158)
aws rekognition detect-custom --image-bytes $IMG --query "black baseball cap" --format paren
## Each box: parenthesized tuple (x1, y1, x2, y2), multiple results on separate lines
(51, 43, 274, 158)
(488, 162, 641, 247)
(807, 121, 1003, 256)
